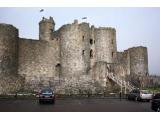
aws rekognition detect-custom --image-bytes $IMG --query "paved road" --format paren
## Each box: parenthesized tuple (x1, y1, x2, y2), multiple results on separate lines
(0, 98, 153, 112)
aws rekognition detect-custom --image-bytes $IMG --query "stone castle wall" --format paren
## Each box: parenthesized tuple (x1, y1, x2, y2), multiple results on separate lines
(94, 27, 117, 64)
(59, 22, 91, 78)
(115, 46, 149, 87)
(0, 24, 18, 76)
(39, 17, 55, 41)
(0, 17, 158, 94)
(0, 24, 24, 94)
(115, 50, 130, 80)
(128, 46, 148, 76)
(18, 37, 60, 90)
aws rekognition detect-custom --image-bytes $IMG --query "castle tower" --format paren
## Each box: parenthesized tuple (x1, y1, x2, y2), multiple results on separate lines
(92, 27, 117, 87)
(39, 16, 55, 41)
(94, 27, 117, 64)
(59, 20, 90, 77)
(129, 46, 148, 76)
(0, 24, 18, 76)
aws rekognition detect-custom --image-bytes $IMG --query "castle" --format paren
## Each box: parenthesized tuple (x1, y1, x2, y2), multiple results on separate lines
(0, 16, 158, 95)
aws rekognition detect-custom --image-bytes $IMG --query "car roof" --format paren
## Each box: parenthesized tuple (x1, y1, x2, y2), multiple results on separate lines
(140, 90, 149, 91)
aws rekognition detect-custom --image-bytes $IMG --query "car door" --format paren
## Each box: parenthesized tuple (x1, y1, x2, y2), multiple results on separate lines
(132, 89, 140, 99)
(130, 90, 135, 99)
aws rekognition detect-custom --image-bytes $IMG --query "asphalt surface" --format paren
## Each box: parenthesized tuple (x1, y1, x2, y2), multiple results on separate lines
(0, 98, 154, 112)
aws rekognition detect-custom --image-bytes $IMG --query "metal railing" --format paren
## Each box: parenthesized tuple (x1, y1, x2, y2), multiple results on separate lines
(108, 73, 136, 93)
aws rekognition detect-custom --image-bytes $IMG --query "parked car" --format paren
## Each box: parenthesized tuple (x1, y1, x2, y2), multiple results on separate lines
(151, 93, 160, 112)
(38, 88, 55, 104)
(127, 89, 153, 102)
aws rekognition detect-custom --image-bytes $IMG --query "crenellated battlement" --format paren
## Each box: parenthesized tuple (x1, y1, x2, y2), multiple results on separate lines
(97, 27, 116, 31)
(39, 16, 55, 25)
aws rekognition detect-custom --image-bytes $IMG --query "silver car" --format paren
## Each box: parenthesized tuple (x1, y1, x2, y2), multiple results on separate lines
(128, 89, 153, 102)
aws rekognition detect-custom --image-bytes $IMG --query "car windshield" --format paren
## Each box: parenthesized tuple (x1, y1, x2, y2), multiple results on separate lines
(131, 89, 140, 93)
(41, 89, 53, 94)
(140, 90, 150, 94)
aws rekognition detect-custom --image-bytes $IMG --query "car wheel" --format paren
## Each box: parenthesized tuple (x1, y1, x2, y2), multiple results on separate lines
(147, 100, 150, 102)
(39, 100, 42, 104)
(157, 107, 160, 112)
(127, 96, 130, 100)
(137, 97, 142, 102)
(50, 99, 55, 104)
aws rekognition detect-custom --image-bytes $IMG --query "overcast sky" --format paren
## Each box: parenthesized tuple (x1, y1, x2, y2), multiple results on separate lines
(0, 7, 159, 75)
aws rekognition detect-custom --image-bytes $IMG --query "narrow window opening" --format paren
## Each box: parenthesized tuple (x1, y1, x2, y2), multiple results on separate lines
(56, 63, 61, 67)
(50, 29, 53, 32)
(82, 36, 84, 41)
(90, 39, 93, 45)
(82, 50, 85, 55)
(55, 63, 61, 78)
(90, 49, 93, 58)
(112, 52, 114, 58)
(112, 39, 114, 44)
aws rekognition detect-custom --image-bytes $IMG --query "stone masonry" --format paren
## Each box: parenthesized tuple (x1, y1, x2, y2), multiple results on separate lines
(0, 16, 159, 95)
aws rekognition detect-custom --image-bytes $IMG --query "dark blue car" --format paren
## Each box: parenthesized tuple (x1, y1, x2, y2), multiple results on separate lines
(39, 88, 55, 104)
(151, 93, 160, 112)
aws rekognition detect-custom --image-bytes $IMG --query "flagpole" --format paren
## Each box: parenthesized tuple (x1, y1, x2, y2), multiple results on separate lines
(39, 9, 45, 19)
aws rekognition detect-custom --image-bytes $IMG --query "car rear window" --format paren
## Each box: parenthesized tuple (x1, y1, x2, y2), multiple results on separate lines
(141, 90, 150, 94)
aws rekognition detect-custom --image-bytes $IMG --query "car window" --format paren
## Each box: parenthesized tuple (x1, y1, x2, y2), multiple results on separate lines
(133, 89, 140, 93)
(153, 94, 160, 99)
(131, 90, 135, 93)
(41, 89, 53, 93)
(131, 90, 139, 93)
(141, 90, 150, 94)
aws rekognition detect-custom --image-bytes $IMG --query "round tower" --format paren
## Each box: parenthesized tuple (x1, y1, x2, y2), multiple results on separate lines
(59, 21, 90, 77)
(94, 27, 117, 63)
(39, 16, 55, 41)
(0, 24, 18, 76)
(129, 46, 148, 76)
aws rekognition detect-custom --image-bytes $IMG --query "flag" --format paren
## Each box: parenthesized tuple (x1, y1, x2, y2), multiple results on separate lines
(40, 9, 44, 12)
(82, 17, 87, 19)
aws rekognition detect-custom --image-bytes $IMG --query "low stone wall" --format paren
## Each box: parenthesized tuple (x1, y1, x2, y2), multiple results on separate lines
(0, 76, 24, 94)
(22, 74, 121, 95)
